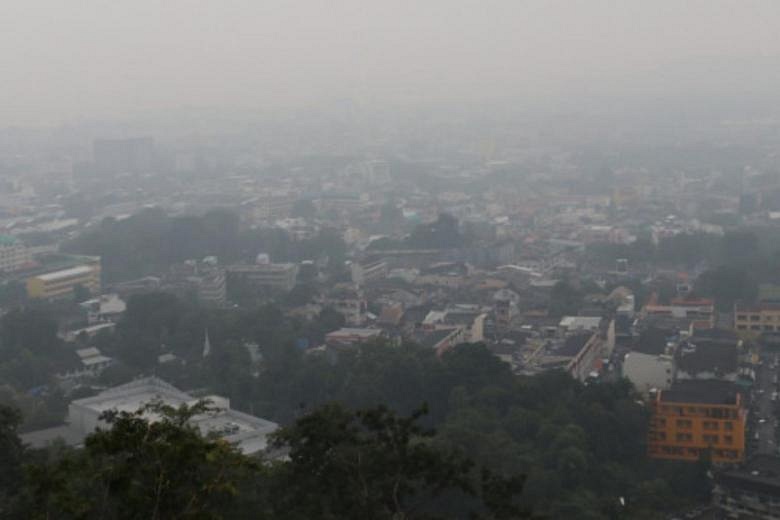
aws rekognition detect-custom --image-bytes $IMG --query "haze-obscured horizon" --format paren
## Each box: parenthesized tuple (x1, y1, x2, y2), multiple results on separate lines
(3, 0, 780, 127)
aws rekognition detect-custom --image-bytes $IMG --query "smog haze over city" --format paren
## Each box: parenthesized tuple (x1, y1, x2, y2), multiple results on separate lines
(3, 2, 780, 519)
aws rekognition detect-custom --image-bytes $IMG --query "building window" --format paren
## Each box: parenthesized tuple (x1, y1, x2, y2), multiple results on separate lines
(737, 314, 747, 321)
(737, 325, 747, 330)
(676, 419, 693, 429)
(650, 432, 667, 442)
(703, 421, 719, 430)
(703, 434, 719, 444)
(724, 421, 733, 431)
(676, 433, 693, 442)
(724, 435, 734, 444)
(751, 325, 762, 331)
(751, 315, 761, 321)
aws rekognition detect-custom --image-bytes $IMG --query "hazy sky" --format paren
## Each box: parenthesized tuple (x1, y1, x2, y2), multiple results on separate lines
(2, 0, 780, 125)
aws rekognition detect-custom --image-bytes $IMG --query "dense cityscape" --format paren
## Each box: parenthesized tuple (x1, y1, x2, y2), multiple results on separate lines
(0, 105, 778, 517)
(3, 2, 780, 519)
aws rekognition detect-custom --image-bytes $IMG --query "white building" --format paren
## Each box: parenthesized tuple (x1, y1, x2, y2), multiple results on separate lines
(57, 347, 114, 380)
(226, 262, 299, 293)
(80, 293, 126, 324)
(558, 316, 602, 335)
(26, 377, 278, 454)
(351, 260, 388, 285)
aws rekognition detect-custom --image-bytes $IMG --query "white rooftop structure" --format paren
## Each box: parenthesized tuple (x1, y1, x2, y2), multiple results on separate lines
(559, 316, 602, 332)
(422, 310, 447, 325)
(37, 265, 93, 282)
(66, 377, 278, 454)
(63, 322, 116, 342)
(80, 293, 126, 317)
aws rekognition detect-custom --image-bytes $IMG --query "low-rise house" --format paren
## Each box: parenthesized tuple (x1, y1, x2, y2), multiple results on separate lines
(58, 347, 113, 380)
(80, 293, 126, 324)
(63, 322, 116, 343)
(325, 328, 384, 349)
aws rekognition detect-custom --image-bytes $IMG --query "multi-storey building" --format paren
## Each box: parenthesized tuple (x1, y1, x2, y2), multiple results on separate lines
(734, 303, 780, 334)
(325, 284, 365, 326)
(644, 297, 715, 329)
(196, 269, 226, 306)
(225, 262, 298, 293)
(27, 263, 101, 300)
(351, 259, 388, 286)
(647, 380, 746, 464)
(325, 328, 384, 349)
(0, 235, 32, 272)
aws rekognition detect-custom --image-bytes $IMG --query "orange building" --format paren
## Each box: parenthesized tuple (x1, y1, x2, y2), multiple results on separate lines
(647, 380, 746, 464)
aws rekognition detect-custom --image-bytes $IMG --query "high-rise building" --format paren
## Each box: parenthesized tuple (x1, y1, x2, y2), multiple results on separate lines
(93, 137, 155, 174)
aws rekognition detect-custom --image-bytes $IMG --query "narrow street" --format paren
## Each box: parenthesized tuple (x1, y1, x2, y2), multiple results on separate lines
(753, 349, 777, 456)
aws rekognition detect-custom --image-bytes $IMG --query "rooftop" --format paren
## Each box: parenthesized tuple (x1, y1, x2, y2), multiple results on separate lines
(558, 333, 592, 357)
(670, 297, 714, 306)
(735, 302, 780, 313)
(633, 327, 672, 356)
(676, 341, 738, 375)
(690, 328, 739, 343)
(660, 380, 741, 405)
(36, 265, 94, 282)
(69, 377, 277, 454)
(417, 328, 459, 349)
(559, 316, 602, 330)
(326, 328, 382, 338)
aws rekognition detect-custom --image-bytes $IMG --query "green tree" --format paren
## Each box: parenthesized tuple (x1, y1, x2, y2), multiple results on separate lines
(21, 401, 256, 520)
(0, 405, 24, 512)
(268, 403, 527, 519)
(694, 265, 758, 311)
(548, 281, 582, 318)
(408, 213, 464, 249)
(72, 283, 92, 303)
